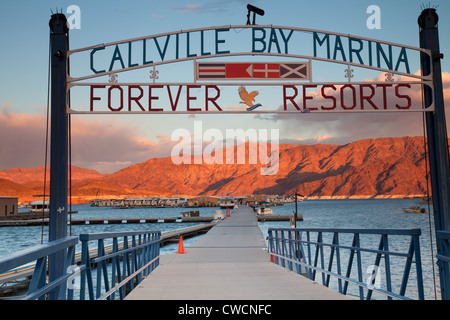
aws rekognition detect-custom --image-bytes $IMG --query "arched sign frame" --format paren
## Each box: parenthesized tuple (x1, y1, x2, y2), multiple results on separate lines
(65, 25, 435, 115)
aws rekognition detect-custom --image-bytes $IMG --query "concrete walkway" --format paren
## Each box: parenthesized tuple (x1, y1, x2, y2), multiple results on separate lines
(125, 206, 350, 300)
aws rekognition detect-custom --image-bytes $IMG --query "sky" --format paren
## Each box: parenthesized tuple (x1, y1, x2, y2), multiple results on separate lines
(0, 0, 449, 174)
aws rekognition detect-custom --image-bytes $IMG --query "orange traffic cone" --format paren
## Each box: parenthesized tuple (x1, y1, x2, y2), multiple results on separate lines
(177, 236, 185, 254)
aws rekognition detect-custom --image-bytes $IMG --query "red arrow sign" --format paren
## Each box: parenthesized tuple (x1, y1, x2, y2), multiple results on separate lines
(226, 63, 253, 78)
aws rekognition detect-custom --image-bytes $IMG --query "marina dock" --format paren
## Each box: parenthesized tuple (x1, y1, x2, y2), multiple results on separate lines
(0, 213, 302, 227)
(125, 206, 348, 300)
(0, 223, 216, 287)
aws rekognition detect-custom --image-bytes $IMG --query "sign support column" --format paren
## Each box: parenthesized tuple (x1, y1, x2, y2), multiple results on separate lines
(419, 8, 450, 300)
(48, 13, 69, 299)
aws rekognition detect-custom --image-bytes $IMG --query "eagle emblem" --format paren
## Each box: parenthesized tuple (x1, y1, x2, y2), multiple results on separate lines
(238, 86, 262, 111)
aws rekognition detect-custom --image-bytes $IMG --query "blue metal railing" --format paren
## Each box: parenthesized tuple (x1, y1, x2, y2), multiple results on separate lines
(0, 230, 160, 300)
(267, 228, 424, 300)
(436, 230, 450, 264)
(0, 236, 79, 300)
(79, 230, 160, 300)
(436, 230, 450, 299)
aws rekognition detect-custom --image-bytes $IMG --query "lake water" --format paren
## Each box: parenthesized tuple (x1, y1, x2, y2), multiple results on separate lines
(0, 198, 441, 300)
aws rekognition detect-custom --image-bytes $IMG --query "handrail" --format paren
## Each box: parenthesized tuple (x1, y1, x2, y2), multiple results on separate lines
(0, 236, 79, 300)
(436, 231, 450, 263)
(79, 230, 161, 300)
(0, 230, 163, 300)
(267, 228, 424, 300)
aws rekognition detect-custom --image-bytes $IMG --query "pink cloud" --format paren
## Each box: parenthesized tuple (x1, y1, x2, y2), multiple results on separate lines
(0, 107, 47, 170)
(175, 4, 201, 13)
(0, 108, 176, 173)
(259, 71, 450, 145)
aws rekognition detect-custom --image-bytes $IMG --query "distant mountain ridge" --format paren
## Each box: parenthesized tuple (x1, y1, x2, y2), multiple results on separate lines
(0, 137, 435, 203)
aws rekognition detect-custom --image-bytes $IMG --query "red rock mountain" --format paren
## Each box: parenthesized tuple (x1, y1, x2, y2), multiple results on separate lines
(0, 166, 103, 186)
(103, 136, 430, 198)
(0, 137, 435, 203)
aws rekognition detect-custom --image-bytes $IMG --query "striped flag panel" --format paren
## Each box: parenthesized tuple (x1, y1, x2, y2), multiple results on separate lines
(197, 63, 226, 79)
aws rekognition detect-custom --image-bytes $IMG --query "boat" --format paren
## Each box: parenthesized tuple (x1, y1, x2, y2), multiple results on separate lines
(254, 202, 273, 215)
(28, 201, 49, 213)
(255, 206, 272, 215)
(402, 206, 427, 213)
(218, 197, 235, 209)
(27, 201, 77, 214)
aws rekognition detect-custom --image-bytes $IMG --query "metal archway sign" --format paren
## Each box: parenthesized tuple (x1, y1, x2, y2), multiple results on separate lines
(66, 25, 435, 114)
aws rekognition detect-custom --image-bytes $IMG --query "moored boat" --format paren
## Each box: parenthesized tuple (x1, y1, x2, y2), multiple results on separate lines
(402, 206, 427, 213)
(28, 201, 49, 213)
(218, 197, 235, 209)
(254, 201, 273, 215)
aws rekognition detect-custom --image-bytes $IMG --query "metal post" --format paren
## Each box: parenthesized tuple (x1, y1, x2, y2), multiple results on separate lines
(295, 193, 298, 228)
(48, 13, 69, 299)
(418, 8, 450, 300)
(293, 193, 303, 228)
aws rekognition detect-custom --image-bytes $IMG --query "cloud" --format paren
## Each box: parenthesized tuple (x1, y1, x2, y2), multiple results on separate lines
(0, 107, 48, 170)
(69, 118, 177, 173)
(0, 108, 177, 174)
(174, 4, 201, 14)
(173, 0, 248, 14)
(225, 105, 243, 110)
(259, 71, 450, 146)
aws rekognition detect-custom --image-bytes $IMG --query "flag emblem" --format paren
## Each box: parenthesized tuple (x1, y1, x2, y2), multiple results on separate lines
(253, 63, 280, 78)
(196, 62, 309, 81)
(197, 63, 226, 79)
(280, 63, 308, 79)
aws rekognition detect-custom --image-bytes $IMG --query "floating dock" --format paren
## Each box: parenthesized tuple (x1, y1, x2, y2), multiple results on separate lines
(0, 214, 302, 227)
(125, 206, 347, 300)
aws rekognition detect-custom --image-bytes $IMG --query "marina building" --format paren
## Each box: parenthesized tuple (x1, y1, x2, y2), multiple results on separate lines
(0, 196, 18, 217)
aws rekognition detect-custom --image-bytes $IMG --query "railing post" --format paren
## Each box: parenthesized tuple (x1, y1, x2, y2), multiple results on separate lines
(274, 230, 280, 265)
(295, 230, 302, 275)
(383, 234, 393, 300)
(268, 229, 274, 262)
(333, 233, 343, 293)
(352, 232, 364, 300)
(111, 237, 119, 300)
(27, 257, 48, 300)
(280, 231, 286, 268)
(413, 234, 425, 300)
(343, 233, 357, 295)
(59, 244, 76, 300)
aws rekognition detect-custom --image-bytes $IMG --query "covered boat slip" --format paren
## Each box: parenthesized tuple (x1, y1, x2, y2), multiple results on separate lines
(125, 206, 349, 300)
